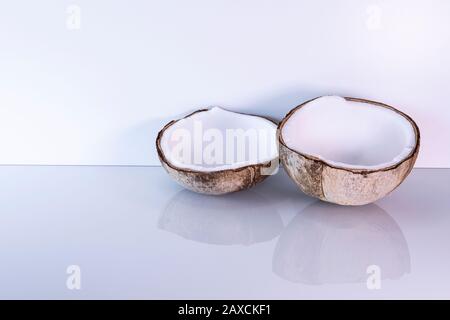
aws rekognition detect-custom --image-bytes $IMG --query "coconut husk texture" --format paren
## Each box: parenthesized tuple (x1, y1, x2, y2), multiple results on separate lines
(279, 97, 420, 206)
(156, 109, 279, 195)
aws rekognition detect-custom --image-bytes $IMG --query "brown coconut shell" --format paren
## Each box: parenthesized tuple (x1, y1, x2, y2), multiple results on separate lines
(278, 97, 420, 206)
(156, 109, 279, 195)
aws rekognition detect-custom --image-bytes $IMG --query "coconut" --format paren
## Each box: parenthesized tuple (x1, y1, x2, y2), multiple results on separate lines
(156, 107, 279, 194)
(279, 96, 420, 205)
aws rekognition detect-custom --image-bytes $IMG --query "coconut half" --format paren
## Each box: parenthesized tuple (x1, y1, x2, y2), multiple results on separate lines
(156, 107, 279, 194)
(279, 96, 420, 205)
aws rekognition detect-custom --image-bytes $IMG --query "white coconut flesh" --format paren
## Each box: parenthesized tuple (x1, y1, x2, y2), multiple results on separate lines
(160, 107, 278, 172)
(281, 96, 417, 170)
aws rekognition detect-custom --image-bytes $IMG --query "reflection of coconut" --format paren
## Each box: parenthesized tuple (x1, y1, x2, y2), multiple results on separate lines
(279, 96, 420, 205)
(159, 190, 283, 245)
(273, 201, 410, 284)
(156, 107, 279, 194)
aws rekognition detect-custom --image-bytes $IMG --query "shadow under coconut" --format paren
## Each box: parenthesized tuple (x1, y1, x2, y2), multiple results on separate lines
(159, 189, 283, 246)
(272, 201, 410, 285)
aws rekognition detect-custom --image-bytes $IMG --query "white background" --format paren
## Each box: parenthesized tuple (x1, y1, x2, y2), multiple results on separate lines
(0, 0, 449, 167)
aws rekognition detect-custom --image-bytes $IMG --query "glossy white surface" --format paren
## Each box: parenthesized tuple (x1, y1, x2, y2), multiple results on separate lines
(0, 166, 449, 299)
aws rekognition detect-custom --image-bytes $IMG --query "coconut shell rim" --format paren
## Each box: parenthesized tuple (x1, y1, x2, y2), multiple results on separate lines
(156, 108, 279, 175)
(278, 96, 421, 174)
